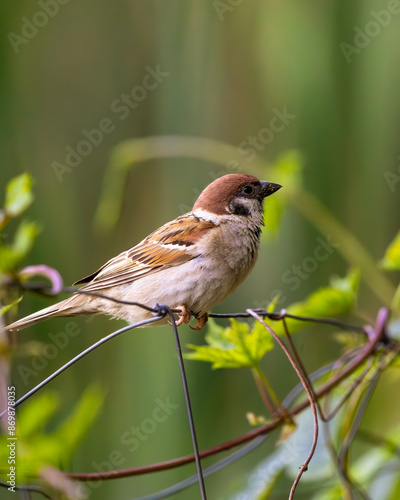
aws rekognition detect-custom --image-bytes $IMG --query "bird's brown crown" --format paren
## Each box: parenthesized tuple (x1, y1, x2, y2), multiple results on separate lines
(193, 174, 263, 215)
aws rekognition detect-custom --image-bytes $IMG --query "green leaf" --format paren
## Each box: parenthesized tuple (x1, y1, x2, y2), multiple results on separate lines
(0, 296, 22, 317)
(380, 230, 400, 271)
(13, 220, 40, 257)
(263, 195, 283, 235)
(268, 269, 360, 335)
(310, 486, 343, 500)
(277, 420, 298, 443)
(388, 473, 400, 500)
(263, 150, 303, 238)
(18, 392, 59, 438)
(343, 425, 400, 497)
(271, 150, 304, 194)
(0, 220, 40, 272)
(186, 318, 274, 369)
(4, 173, 34, 218)
(392, 284, 400, 315)
(0, 386, 105, 483)
(54, 384, 105, 460)
(203, 318, 236, 349)
(185, 343, 250, 369)
(94, 140, 143, 232)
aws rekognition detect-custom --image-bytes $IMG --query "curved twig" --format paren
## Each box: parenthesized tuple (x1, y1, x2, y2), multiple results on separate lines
(322, 358, 374, 422)
(336, 374, 380, 500)
(246, 309, 319, 500)
(66, 308, 387, 481)
(128, 362, 339, 500)
(2, 280, 392, 498)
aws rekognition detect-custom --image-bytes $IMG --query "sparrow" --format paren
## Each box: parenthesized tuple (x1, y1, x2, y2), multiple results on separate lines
(3, 174, 281, 332)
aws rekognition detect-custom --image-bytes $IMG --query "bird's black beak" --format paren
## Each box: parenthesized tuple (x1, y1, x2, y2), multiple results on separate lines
(260, 181, 282, 198)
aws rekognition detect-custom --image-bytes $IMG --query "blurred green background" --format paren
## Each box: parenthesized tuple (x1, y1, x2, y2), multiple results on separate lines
(1, 1, 400, 498)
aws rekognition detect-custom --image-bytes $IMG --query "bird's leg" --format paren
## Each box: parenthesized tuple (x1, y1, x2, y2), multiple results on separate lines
(173, 306, 208, 330)
(174, 304, 192, 327)
(190, 312, 209, 331)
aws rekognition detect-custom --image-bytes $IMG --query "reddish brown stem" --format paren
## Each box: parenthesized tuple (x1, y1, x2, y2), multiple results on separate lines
(67, 308, 388, 482)
(247, 310, 319, 500)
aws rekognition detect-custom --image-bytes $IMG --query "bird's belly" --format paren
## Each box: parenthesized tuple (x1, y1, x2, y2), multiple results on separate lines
(117, 256, 253, 323)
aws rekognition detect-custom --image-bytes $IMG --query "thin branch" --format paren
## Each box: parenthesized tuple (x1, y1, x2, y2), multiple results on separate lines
(321, 418, 355, 500)
(356, 430, 400, 457)
(279, 313, 326, 420)
(324, 345, 400, 500)
(292, 189, 396, 306)
(251, 367, 279, 415)
(4, 280, 392, 494)
(336, 373, 379, 500)
(337, 343, 400, 489)
(129, 361, 340, 500)
(322, 359, 374, 422)
(246, 309, 319, 500)
(66, 307, 387, 481)
(279, 313, 350, 426)
(1, 287, 377, 421)
(253, 364, 291, 419)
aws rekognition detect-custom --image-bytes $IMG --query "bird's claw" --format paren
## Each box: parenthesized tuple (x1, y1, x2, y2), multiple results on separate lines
(190, 312, 209, 330)
(174, 304, 192, 327)
(173, 306, 208, 330)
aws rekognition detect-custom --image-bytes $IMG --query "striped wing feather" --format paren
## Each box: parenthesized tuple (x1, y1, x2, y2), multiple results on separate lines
(74, 215, 215, 291)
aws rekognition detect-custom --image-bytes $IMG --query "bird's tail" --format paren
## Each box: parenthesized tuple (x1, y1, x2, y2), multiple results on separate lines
(0, 295, 92, 333)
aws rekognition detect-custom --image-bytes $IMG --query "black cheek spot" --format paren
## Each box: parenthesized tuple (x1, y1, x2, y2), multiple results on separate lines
(232, 203, 250, 216)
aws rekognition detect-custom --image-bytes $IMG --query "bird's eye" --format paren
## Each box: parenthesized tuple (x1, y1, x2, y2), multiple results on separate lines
(242, 185, 254, 195)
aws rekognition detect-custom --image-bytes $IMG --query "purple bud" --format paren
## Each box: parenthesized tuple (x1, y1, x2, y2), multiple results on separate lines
(18, 265, 63, 295)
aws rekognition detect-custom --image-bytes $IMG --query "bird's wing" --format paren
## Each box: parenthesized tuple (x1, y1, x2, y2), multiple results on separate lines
(74, 214, 216, 291)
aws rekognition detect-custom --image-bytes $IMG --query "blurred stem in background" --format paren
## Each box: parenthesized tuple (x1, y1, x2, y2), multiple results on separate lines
(292, 190, 395, 306)
(94, 136, 396, 308)
(252, 364, 291, 420)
